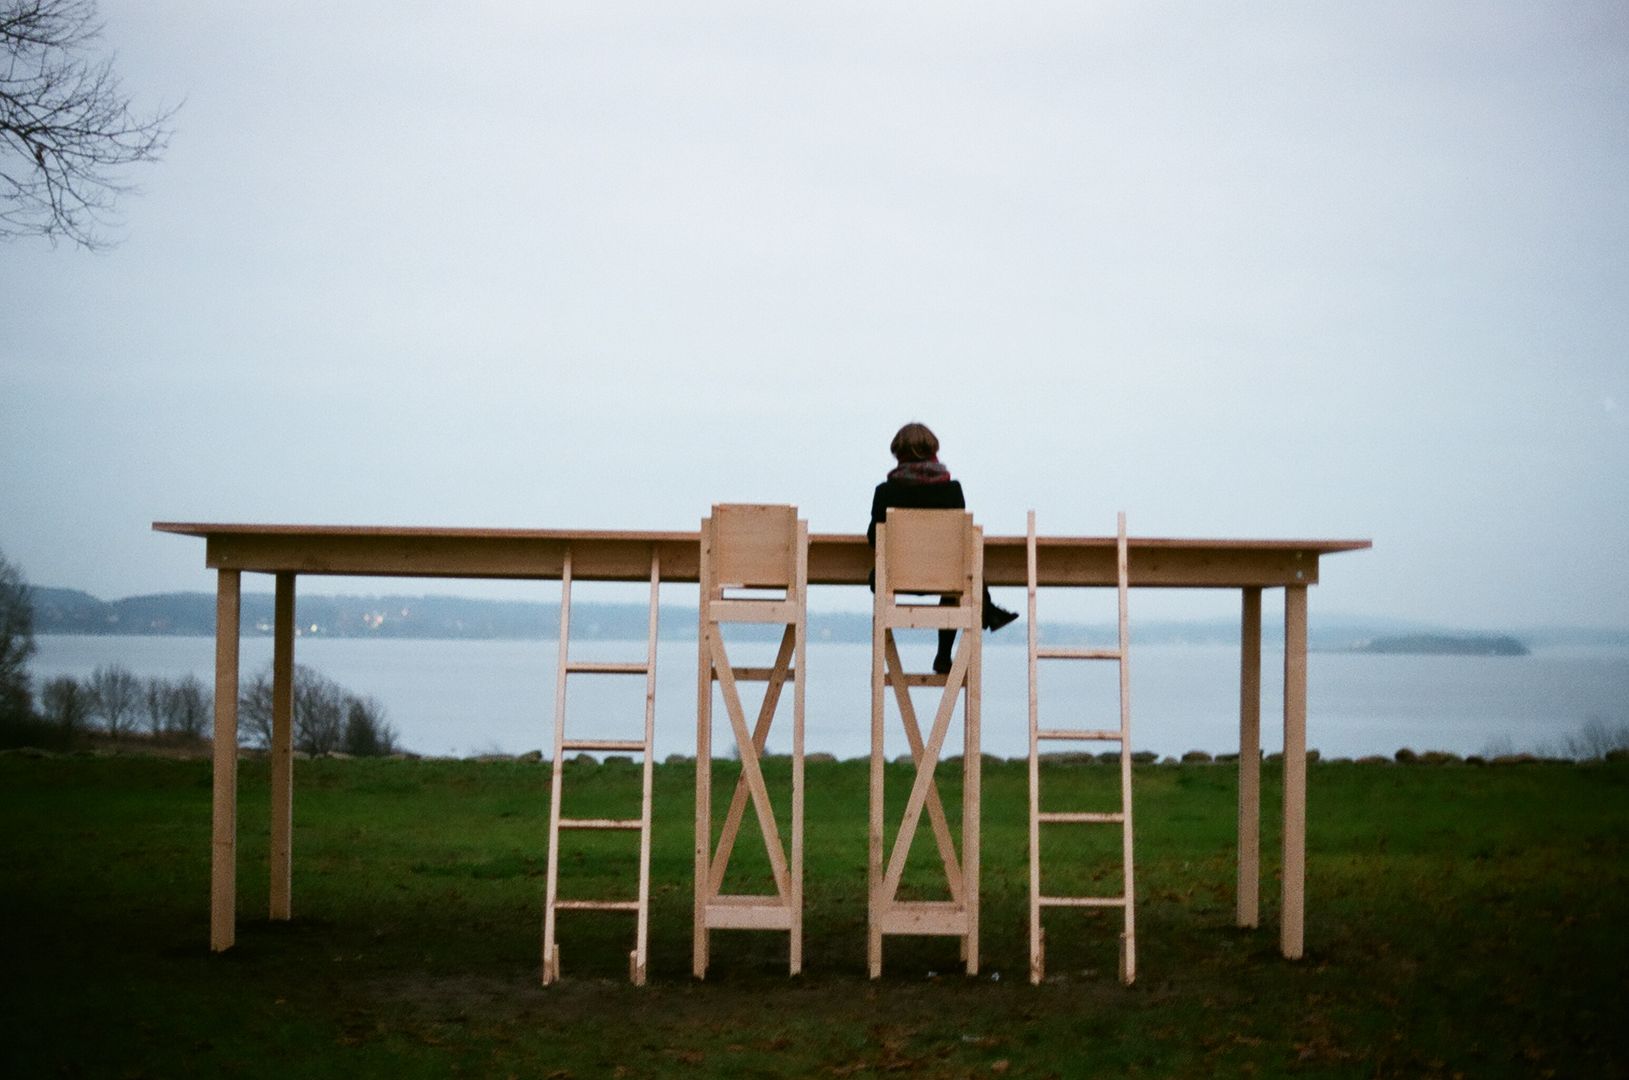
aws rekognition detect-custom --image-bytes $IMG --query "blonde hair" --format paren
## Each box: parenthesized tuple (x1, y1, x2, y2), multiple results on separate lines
(889, 422, 939, 463)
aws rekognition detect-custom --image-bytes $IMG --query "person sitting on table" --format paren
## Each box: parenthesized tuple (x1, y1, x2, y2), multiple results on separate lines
(868, 421, 1019, 675)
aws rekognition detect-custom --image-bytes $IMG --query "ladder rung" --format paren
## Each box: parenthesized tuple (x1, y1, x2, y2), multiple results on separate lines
(560, 738, 647, 753)
(1036, 646, 1122, 660)
(727, 666, 797, 682)
(565, 661, 651, 675)
(553, 899, 641, 912)
(1038, 896, 1128, 909)
(1036, 728, 1122, 742)
(1037, 811, 1124, 824)
(557, 817, 642, 830)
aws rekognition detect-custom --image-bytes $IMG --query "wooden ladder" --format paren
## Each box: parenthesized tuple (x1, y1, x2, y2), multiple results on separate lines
(1027, 510, 1136, 985)
(542, 547, 660, 986)
(869, 509, 983, 979)
(694, 504, 807, 978)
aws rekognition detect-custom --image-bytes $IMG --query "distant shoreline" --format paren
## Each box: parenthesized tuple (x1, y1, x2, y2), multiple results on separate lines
(27, 586, 1629, 650)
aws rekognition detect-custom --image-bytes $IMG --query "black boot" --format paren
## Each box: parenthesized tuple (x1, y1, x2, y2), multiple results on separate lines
(983, 591, 1018, 632)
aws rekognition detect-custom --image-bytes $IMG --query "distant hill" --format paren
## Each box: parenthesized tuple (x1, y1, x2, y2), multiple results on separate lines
(26, 587, 1625, 650)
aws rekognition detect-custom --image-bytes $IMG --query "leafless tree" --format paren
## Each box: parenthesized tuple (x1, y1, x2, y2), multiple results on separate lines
(87, 662, 139, 735)
(1, 0, 176, 248)
(240, 664, 382, 756)
(141, 676, 168, 735)
(0, 548, 35, 724)
(167, 673, 208, 739)
(40, 673, 88, 731)
(343, 695, 398, 757)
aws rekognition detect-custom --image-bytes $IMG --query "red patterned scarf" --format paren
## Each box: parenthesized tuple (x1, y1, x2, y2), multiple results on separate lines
(887, 457, 952, 484)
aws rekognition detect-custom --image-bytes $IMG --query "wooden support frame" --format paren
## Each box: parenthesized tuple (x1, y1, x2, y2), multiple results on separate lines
(269, 573, 295, 921)
(542, 547, 661, 986)
(1237, 587, 1262, 929)
(209, 570, 241, 952)
(694, 505, 808, 978)
(1282, 585, 1308, 960)
(1026, 512, 1136, 985)
(869, 510, 982, 979)
(161, 521, 1365, 966)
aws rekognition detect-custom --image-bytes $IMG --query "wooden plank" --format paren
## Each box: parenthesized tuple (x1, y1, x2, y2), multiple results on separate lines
(559, 738, 646, 753)
(210, 570, 240, 953)
(564, 661, 650, 675)
(705, 902, 794, 931)
(1036, 728, 1121, 742)
(269, 573, 295, 922)
(710, 504, 798, 589)
(705, 599, 798, 624)
(160, 522, 1368, 589)
(886, 606, 970, 630)
(1238, 587, 1262, 930)
(558, 818, 642, 830)
(877, 902, 968, 936)
(1282, 585, 1308, 960)
(1037, 812, 1123, 824)
(883, 510, 972, 594)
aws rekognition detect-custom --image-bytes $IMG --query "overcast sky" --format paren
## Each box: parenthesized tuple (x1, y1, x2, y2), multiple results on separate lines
(2, 1, 1625, 629)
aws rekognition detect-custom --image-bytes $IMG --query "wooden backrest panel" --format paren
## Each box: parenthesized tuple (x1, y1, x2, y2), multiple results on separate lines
(709, 504, 799, 589)
(883, 509, 973, 595)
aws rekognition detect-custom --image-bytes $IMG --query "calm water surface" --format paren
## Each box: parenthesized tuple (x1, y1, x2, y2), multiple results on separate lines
(31, 634, 1628, 760)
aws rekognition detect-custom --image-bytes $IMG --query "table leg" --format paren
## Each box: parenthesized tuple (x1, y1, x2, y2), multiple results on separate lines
(270, 573, 295, 921)
(210, 569, 241, 952)
(1281, 585, 1308, 959)
(1237, 587, 1261, 929)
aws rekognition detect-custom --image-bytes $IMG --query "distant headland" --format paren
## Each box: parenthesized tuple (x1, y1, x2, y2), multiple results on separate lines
(1350, 634, 1530, 657)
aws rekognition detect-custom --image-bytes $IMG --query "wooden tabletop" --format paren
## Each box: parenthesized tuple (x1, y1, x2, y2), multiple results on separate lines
(155, 522, 1370, 589)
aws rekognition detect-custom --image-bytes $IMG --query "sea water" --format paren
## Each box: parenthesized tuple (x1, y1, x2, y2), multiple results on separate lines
(29, 634, 1628, 760)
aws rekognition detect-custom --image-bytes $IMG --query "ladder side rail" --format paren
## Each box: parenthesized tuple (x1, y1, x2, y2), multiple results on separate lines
(867, 522, 889, 978)
(542, 548, 575, 985)
(631, 551, 660, 986)
(694, 519, 714, 978)
(963, 524, 983, 974)
(1117, 511, 1137, 985)
(790, 518, 808, 975)
(1027, 510, 1043, 984)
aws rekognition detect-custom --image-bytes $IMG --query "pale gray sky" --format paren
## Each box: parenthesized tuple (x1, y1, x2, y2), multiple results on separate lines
(2, 1, 1626, 628)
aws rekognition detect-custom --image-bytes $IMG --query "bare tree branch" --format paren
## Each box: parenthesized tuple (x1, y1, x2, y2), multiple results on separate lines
(1, 0, 177, 248)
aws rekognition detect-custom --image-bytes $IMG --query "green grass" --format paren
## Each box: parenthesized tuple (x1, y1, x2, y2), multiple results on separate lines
(1, 753, 1625, 1078)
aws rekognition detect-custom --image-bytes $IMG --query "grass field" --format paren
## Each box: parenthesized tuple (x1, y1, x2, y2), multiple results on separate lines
(1, 752, 1625, 1078)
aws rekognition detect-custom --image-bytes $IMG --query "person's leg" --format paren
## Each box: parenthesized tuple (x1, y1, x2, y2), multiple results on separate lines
(983, 588, 1018, 632)
(935, 597, 956, 674)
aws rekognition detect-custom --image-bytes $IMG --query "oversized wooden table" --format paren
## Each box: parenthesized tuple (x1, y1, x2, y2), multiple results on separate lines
(154, 522, 1370, 964)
